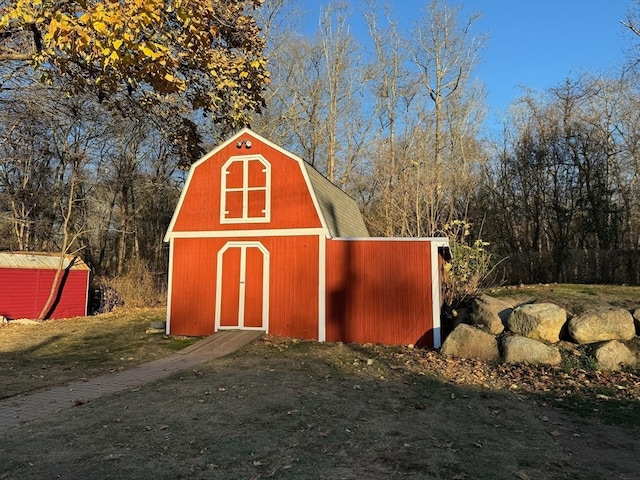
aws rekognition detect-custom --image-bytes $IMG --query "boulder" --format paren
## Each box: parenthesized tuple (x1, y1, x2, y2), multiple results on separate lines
(440, 324, 500, 362)
(469, 295, 513, 335)
(632, 308, 640, 335)
(567, 307, 636, 344)
(502, 335, 562, 365)
(507, 303, 567, 343)
(593, 340, 637, 371)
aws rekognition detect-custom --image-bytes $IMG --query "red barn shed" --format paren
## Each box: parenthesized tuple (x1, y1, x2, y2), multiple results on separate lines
(164, 129, 449, 347)
(0, 252, 90, 320)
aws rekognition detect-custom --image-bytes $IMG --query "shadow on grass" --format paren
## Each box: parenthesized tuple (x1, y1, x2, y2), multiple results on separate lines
(543, 391, 640, 427)
(0, 308, 177, 398)
(0, 346, 567, 480)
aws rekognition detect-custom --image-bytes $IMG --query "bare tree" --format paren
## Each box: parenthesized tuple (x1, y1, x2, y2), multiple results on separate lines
(364, 2, 418, 236)
(409, 0, 486, 235)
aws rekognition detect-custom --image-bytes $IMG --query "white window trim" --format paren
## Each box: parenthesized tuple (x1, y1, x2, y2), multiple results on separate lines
(220, 154, 271, 224)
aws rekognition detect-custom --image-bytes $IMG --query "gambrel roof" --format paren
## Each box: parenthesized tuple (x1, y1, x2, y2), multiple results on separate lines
(303, 163, 368, 238)
(164, 128, 369, 239)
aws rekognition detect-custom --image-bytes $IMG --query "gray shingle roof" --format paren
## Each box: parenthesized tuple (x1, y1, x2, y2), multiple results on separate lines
(303, 163, 369, 238)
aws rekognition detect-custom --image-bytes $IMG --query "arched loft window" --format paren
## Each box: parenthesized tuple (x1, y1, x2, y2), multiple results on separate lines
(220, 155, 271, 224)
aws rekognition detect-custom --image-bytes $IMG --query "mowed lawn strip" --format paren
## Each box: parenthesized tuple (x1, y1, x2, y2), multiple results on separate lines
(487, 283, 640, 315)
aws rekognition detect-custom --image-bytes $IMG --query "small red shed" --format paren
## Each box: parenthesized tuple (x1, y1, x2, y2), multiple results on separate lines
(164, 129, 449, 347)
(0, 252, 90, 319)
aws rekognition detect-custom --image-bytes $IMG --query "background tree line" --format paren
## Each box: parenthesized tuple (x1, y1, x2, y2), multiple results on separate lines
(2, 0, 640, 309)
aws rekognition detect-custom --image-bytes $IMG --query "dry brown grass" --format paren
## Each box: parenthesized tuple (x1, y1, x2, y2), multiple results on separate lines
(1, 339, 569, 480)
(2, 290, 640, 479)
(487, 283, 640, 315)
(0, 307, 196, 399)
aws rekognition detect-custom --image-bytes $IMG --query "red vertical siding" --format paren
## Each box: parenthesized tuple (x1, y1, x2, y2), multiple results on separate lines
(325, 240, 434, 347)
(169, 238, 221, 335)
(171, 135, 323, 232)
(169, 236, 320, 339)
(0, 268, 88, 319)
(261, 236, 319, 339)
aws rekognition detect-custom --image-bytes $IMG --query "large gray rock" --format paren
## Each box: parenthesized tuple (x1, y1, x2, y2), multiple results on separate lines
(440, 324, 499, 361)
(568, 307, 636, 344)
(502, 335, 562, 365)
(632, 308, 640, 335)
(593, 340, 637, 371)
(507, 303, 567, 343)
(469, 295, 513, 335)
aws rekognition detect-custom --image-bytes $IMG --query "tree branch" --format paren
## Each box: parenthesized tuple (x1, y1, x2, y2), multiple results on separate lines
(0, 52, 31, 61)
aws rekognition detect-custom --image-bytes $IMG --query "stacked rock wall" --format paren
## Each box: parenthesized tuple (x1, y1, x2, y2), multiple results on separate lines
(441, 295, 639, 371)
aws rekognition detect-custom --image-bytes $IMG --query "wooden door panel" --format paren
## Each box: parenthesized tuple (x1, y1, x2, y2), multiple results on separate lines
(243, 247, 264, 328)
(219, 248, 241, 327)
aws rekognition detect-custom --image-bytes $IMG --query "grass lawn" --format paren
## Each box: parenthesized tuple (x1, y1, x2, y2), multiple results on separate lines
(0, 307, 198, 399)
(487, 283, 640, 315)
(1, 289, 640, 479)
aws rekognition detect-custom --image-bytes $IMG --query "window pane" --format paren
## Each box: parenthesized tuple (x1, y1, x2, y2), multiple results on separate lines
(224, 191, 244, 218)
(247, 189, 266, 218)
(247, 159, 267, 188)
(225, 160, 244, 189)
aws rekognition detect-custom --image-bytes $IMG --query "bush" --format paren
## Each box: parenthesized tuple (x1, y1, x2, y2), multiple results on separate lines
(441, 220, 497, 309)
(95, 259, 166, 311)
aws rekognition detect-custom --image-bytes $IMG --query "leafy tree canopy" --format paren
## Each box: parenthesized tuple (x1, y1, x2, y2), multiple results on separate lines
(0, 0, 269, 127)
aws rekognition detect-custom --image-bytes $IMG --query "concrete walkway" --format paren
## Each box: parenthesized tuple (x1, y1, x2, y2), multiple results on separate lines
(0, 330, 263, 433)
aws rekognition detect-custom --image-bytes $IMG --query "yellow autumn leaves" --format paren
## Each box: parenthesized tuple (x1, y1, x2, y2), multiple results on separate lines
(0, 0, 269, 125)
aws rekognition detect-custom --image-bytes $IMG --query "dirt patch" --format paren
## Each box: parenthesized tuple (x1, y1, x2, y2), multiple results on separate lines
(535, 407, 640, 480)
(2, 338, 640, 479)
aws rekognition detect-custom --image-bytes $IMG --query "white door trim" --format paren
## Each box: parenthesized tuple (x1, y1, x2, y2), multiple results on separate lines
(215, 241, 269, 332)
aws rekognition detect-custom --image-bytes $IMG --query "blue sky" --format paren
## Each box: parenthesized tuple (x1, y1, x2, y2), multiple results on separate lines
(295, 0, 634, 128)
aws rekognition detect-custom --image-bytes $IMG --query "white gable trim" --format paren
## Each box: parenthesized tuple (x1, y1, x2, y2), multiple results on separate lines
(164, 128, 331, 241)
(165, 227, 329, 239)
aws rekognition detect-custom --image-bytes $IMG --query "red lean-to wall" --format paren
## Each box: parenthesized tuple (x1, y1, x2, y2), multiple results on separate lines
(169, 236, 319, 338)
(325, 240, 434, 347)
(263, 235, 319, 339)
(0, 268, 89, 319)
